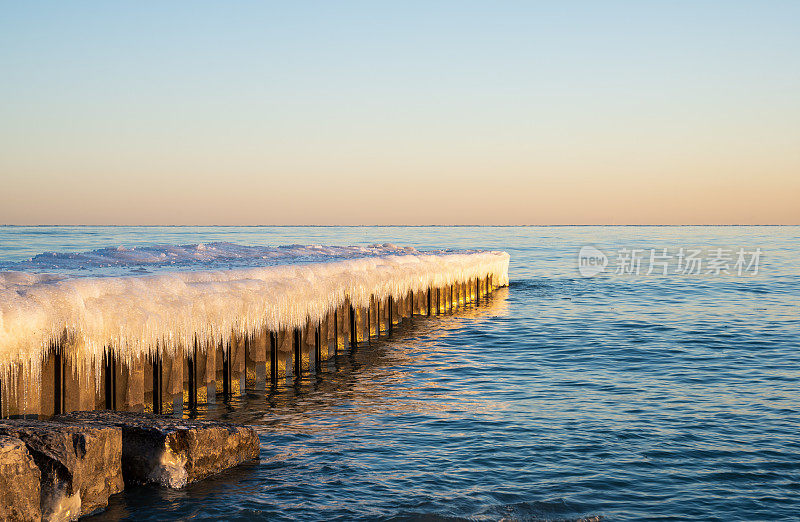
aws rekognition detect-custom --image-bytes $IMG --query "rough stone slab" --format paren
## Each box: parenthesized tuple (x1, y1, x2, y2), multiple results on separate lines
(55, 411, 259, 489)
(0, 434, 42, 522)
(0, 420, 123, 521)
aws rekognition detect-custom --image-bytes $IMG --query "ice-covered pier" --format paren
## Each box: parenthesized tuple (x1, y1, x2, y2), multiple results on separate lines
(0, 244, 509, 418)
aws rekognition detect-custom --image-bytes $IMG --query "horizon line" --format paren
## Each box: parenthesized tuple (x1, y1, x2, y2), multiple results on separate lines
(1, 224, 798, 228)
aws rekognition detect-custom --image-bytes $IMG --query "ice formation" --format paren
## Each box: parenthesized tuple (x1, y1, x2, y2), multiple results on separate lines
(0, 244, 510, 386)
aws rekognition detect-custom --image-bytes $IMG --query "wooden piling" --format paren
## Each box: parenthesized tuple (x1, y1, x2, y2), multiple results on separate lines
(222, 341, 231, 399)
(152, 353, 162, 414)
(269, 331, 278, 384)
(1, 268, 505, 416)
(245, 330, 267, 392)
(187, 341, 197, 412)
(376, 298, 381, 336)
(350, 305, 358, 348)
(293, 327, 302, 379)
(387, 296, 393, 336)
(314, 323, 321, 371)
(104, 349, 117, 411)
(427, 287, 432, 316)
(367, 298, 372, 342)
(333, 309, 339, 355)
(53, 344, 64, 415)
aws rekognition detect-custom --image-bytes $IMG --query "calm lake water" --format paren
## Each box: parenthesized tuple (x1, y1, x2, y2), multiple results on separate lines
(2, 226, 799, 521)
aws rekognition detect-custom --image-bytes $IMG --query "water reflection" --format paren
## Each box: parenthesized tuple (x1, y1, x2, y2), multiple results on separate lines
(206, 288, 510, 427)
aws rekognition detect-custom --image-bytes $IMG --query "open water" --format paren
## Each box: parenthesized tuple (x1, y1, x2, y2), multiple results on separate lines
(1, 225, 798, 521)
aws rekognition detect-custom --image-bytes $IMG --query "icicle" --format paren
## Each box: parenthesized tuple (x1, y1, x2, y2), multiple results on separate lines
(0, 250, 510, 388)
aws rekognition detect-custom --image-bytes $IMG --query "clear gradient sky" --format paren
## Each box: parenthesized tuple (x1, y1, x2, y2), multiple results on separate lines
(1, 1, 798, 225)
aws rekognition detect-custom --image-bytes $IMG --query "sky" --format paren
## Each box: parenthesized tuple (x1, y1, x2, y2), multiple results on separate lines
(1, 1, 798, 225)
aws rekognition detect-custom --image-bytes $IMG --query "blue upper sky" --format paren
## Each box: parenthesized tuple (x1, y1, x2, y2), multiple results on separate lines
(1, 1, 798, 224)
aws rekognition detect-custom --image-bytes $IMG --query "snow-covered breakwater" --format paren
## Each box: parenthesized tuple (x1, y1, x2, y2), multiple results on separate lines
(0, 244, 509, 417)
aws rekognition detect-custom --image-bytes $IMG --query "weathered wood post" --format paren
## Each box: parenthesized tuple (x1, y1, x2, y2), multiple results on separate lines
(386, 295, 394, 337)
(293, 327, 302, 380)
(157, 349, 180, 415)
(231, 334, 246, 398)
(269, 331, 278, 384)
(200, 339, 216, 405)
(302, 320, 315, 371)
(314, 323, 321, 371)
(103, 348, 117, 411)
(427, 287, 432, 316)
(187, 340, 197, 412)
(333, 309, 339, 355)
(449, 285, 454, 313)
(321, 313, 330, 360)
(222, 340, 232, 400)
(350, 305, 358, 348)
(114, 355, 144, 412)
(152, 352, 163, 414)
(376, 297, 381, 337)
(366, 298, 372, 344)
(359, 305, 368, 344)
(54, 343, 64, 415)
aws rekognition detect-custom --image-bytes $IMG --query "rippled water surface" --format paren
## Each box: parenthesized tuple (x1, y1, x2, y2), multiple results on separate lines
(3, 226, 799, 521)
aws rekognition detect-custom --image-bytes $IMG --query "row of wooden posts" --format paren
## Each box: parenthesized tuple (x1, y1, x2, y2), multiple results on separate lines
(1, 275, 497, 419)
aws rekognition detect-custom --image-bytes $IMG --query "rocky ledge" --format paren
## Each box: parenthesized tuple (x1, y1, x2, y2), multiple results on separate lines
(0, 434, 42, 521)
(0, 412, 260, 521)
(55, 411, 260, 488)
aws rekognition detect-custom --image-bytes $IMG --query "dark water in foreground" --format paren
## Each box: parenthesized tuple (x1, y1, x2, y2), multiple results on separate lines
(3, 226, 799, 521)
